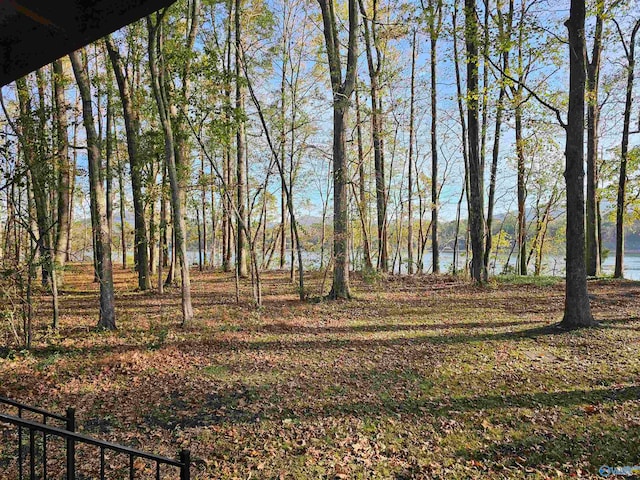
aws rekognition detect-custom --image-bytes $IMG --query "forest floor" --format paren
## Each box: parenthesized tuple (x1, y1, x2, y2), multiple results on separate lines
(1, 263, 639, 479)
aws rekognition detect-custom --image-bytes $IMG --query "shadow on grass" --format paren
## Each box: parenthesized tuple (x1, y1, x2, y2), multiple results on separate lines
(256, 319, 548, 335)
(599, 317, 640, 332)
(144, 381, 640, 429)
(24, 314, 640, 362)
(457, 419, 640, 475)
(24, 329, 530, 361)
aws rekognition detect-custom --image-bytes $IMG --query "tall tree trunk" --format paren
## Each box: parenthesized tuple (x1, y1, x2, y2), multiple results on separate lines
(53, 59, 71, 273)
(358, 0, 388, 273)
(16, 75, 52, 288)
(66, 102, 78, 264)
(355, 88, 373, 271)
(515, 101, 527, 275)
(235, 0, 249, 278)
(317, 0, 358, 298)
(428, 0, 442, 274)
(210, 180, 217, 266)
(36, 68, 59, 326)
(452, 0, 469, 276)
(484, 0, 512, 274)
(222, 0, 233, 273)
(69, 49, 117, 330)
(105, 60, 114, 246)
(560, 0, 595, 329)
(158, 164, 167, 294)
(513, 10, 529, 277)
(585, 8, 603, 276)
(148, 174, 158, 275)
(201, 151, 208, 268)
(407, 31, 416, 275)
(105, 36, 151, 291)
(464, 0, 485, 283)
(147, 14, 194, 324)
(196, 204, 203, 271)
(117, 146, 127, 270)
(279, 22, 288, 271)
(614, 19, 640, 279)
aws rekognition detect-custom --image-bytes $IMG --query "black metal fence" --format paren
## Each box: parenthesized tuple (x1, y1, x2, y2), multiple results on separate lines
(0, 396, 190, 480)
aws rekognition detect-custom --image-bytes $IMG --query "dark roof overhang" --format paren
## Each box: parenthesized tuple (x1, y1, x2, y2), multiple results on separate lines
(0, 0, 176, 86)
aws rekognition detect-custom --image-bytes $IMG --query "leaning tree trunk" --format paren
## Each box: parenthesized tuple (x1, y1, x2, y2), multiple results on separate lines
(69, 49, 117, 330)
(105, 36, 151, 291)
(147, 15, 194, 324)
(560, 0, 595, 329)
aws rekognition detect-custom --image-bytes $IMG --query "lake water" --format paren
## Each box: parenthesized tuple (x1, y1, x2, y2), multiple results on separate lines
(186, 249, 640, 280)
(416, 251, 640, 280)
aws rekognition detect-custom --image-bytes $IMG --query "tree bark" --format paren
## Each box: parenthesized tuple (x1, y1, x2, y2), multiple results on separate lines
(53, 59, 71, 273)
(464, 0, 485, 283)
(201, 151, 208, 268)
(428, 0, 442, 274)
(235, 0, 249, 278)
(452, 0, 469, 276)
(16, 76, 52, 288)
(69, 48, 117, 330)
(585, 8, 603, 276)
(222, 0, 234, 273)
(358, 0, 388, 273)
(105, 36, 151, 291)
(561, 0, 595, 329)
(117, 147, 128, 270)
(354, 88, 373, 271)
(515, 102, 527, 275)
(484, 0, 512, 275)
(407, 30, 417, 275)
(614, 19, 640, 279)
(147, 14, 194, 324)
(318, 0, 358, 298)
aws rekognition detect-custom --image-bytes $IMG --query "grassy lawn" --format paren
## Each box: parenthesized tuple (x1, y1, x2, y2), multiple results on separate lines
(1, 264, 639, 479)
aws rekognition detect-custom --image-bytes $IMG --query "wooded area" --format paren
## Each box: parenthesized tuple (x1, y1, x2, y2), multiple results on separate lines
(0, 1, 640, 476)
(1, 0, 639, 337)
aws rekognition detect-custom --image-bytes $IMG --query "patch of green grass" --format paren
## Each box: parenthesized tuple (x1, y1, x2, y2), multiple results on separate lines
(35, 352, 61, 370)
(218, 323, 243, 332)
(201, 364, 229, 377)
(494, 274, 561, 287)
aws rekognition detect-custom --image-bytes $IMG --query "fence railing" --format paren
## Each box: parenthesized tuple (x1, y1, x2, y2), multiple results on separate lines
(0, 396, 190, 480)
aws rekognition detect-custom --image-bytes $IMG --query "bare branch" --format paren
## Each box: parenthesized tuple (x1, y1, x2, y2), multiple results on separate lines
(484, 52, 566, 128)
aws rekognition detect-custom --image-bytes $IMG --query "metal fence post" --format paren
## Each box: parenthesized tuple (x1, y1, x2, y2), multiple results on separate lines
(179, 449, 191, 480)
(66, 407, 76, 480)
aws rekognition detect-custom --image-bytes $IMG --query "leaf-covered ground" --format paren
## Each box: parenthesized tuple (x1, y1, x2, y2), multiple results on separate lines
(1, 264, 639, 479)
